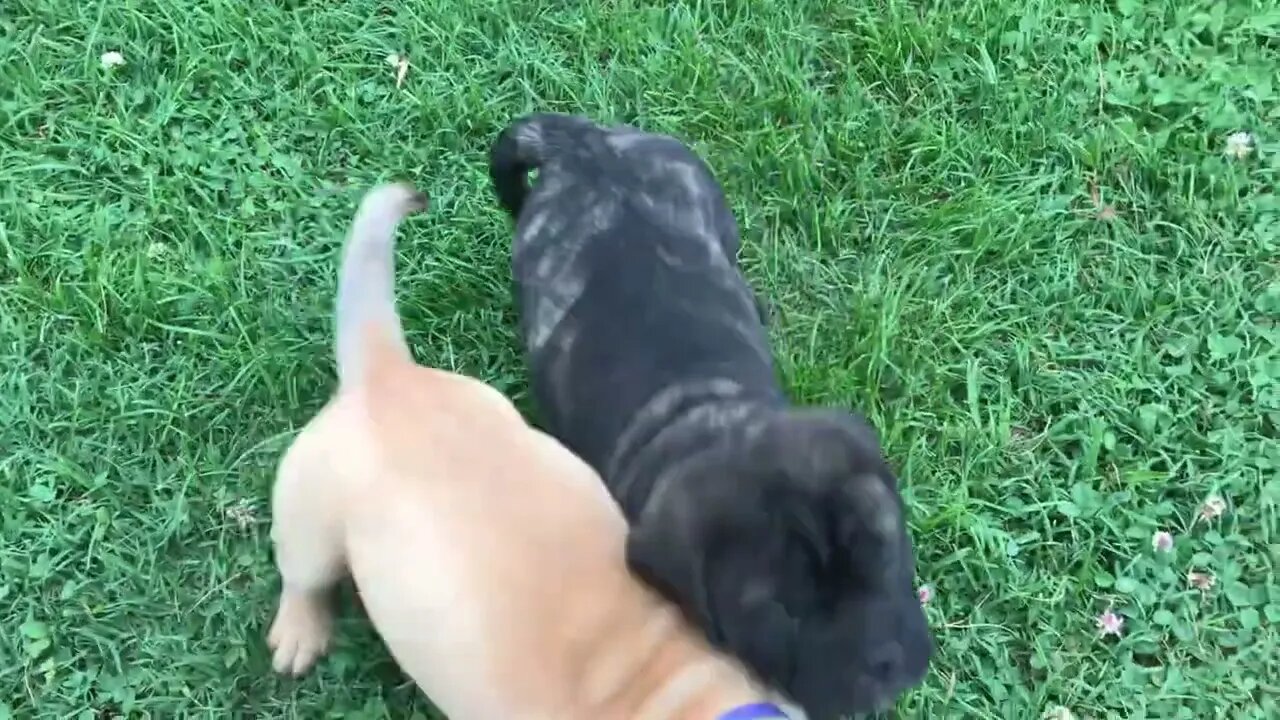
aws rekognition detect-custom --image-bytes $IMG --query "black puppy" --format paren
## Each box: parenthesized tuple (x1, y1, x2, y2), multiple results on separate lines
(489, 112, 932, 719)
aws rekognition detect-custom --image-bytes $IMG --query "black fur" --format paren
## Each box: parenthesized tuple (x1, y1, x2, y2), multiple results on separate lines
(490, 112, 933, 719)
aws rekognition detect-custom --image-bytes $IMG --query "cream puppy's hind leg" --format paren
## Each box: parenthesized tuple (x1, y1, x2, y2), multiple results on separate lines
(267, 182, 428, 676)
(267, 426, 345, 677)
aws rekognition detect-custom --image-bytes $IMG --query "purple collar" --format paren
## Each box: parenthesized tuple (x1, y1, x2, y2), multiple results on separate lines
(717, 702, 789, 720)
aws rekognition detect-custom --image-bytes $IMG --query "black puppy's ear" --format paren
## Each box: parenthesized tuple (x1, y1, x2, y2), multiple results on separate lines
(842, 474, 904, 545)
(834, 413, 908, 567)
(766, 409, 906, 583)
(843, 479, 907, 591)
(625, 516, 711, 623)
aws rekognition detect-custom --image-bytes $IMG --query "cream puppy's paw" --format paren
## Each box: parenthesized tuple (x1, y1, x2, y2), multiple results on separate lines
(267, 590, 333, 676)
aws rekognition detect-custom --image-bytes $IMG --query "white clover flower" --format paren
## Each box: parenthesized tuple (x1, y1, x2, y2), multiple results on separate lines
(1225, 131, 1255, 160)
(385, 52, 409, 87)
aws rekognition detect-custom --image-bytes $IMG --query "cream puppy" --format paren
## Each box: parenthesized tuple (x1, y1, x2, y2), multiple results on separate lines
(265, 183, 801, 720)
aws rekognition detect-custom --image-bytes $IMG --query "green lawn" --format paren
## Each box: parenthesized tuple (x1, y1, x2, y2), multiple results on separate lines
(2, 0, 1277, 717)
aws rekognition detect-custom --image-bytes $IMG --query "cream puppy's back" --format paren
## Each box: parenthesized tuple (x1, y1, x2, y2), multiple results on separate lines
(267, 184, 777, 720)
(283, 371, 638, 717)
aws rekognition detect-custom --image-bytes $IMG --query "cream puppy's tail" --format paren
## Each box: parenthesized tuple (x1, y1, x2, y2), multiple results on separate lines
(334, 182, 428, 387)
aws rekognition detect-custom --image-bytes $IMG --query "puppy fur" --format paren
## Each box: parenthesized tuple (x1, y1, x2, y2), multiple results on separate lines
(490, 113, 934, 718)
(265, 183, 802, 720)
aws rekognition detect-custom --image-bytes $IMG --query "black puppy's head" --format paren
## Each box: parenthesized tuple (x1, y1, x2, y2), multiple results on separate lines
(625, 408, 932, 719)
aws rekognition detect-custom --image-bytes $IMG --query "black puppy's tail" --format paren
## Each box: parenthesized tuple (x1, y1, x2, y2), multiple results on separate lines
(488, 112, 597, 220)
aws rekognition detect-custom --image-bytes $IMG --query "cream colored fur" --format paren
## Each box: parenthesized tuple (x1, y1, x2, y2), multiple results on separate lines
(266, 183, 798, 720)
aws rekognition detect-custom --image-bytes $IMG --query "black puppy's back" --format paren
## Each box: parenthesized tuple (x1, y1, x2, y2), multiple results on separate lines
(491, 113, 780, 501)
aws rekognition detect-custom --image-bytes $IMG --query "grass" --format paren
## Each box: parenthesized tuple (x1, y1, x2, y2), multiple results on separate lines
(1, 0, 1277, 717)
